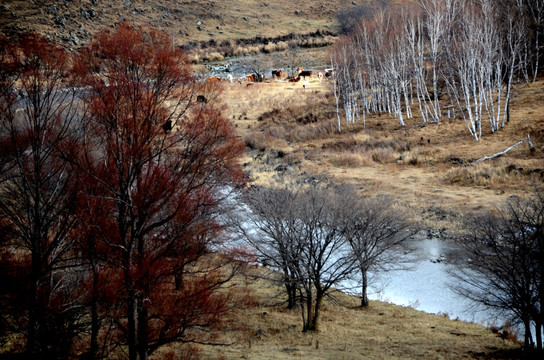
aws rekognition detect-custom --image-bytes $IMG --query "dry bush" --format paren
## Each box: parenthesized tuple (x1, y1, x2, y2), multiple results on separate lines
(202, 51, 224, 62)
(322, 137, 411, 154)
(261, 42, 290, 54)
(276, 41, 289, 51)
(188, 53, 200, 64)
(285, 120, 337, 143)
(244, 131, 288, 151)
(371, 147, 399, 164)
(329, 151, 372, 168)
(441, 161, 522, 187)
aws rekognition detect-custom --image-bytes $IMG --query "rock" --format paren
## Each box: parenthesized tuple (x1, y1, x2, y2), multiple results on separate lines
(197, 25, 202, 31)
(2, 5, 9, 11)
(89, 9, 96, 18)
(81, 9, 88, 19)
(196, 20, 202, 26)
(30, 0, 35, 5)
(258, 18, 262, 24)
(54, 15, 67, 27)
(352, 1, 357, 4)
(243, 16, 249, 21)
(216, 26, 221, 30)
(294, 10, 299, 15)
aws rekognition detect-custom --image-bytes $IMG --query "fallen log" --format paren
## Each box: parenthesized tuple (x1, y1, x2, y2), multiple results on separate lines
(471, 135, 534, 165)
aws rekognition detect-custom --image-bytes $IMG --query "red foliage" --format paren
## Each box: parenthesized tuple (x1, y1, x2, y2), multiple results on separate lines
(71, 23, 247, 359)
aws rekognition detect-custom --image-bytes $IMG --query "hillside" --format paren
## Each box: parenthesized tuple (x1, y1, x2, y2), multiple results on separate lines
(175, 267, 523, 359)
(1, 1, 544, 359)
(1, 0, 355, 49)
(222, 78, 544, 234)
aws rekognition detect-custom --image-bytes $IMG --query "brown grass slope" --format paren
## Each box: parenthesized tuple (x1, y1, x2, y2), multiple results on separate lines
(1, 0, 357, 49)
(189, 268, 522, 360)
(224, 77, 544, 234)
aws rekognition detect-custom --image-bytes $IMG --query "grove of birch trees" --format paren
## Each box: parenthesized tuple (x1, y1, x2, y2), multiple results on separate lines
(330, 0, 544, 139)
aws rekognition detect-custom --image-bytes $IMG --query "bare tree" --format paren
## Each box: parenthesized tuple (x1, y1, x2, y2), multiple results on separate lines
(0, 34, 84, 359)
(341, 192, 414, 307)
(233, 183, 357, 331)
(231, 186, 303, 310)
(452, 188, 544, 350)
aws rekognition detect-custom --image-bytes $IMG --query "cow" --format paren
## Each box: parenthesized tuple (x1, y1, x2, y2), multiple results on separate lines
(227, 74, 234, 83)
(302, 80, 310, 90)
(324, 68, 334, 78)
(288, 77, 301, 82)
(197, 95, 207, 103)
(297, 68, 313, 79)
(206, 77, 222, 82)
(317, 72, 324, 82)
(272, 70, 282, 78)
(247, 73, 264, 82)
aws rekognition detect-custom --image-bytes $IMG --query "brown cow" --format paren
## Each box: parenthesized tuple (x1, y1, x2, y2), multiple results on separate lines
(288, 77, 301, 82)
(272, 70, 282, 78)
(297, 69, 313, 79)
(247, 74, 256, 82)
(206, 77, 222, 82)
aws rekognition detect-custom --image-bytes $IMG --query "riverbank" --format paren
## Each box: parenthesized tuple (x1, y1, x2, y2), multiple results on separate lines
(187, 266, 522, 359)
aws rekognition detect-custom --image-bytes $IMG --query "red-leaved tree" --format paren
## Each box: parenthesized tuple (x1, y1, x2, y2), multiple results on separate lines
(69, 23, 246, 360)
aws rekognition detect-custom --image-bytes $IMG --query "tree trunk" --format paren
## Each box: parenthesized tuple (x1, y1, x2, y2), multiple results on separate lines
(90, 258, 100, 360)
(535, 319, 542, 351)
(27, 242, 41, 358)
(524, 318, 533, 349)
(360, 271, 369, 307)
(303, 290, 313, 332)
(138, 306, 149, 360)
(311, 293, 323, 332)
(127, 294, 138, 360)
(285, 281, 297, 310)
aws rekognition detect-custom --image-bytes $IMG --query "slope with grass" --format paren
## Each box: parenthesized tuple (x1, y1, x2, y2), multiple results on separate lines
(223, 77, 544, 234)
(1, 0, 354, 49)
(170, 267, 522, 359)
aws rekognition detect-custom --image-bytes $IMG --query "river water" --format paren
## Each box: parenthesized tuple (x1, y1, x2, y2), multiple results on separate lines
(364, 236, 507, 328)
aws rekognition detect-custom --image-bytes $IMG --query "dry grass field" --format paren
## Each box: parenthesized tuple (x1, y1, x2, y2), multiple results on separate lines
(222, 76, 544, 233)
(157, 267, 522, 360)
(0, 0, 355, 49)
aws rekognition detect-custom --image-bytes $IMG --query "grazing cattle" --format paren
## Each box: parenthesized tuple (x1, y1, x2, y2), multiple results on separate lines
(288, 77, 301, 82)
(197, 95, 207, 103)
(227, 74, 234, 83)
(272, 70, 282, 78)
(317, 72, 324, 82)
(297, 68, 313, 79)
(206, 76, 222, 82)
(247, 73, 264, 82)
(324, 68, 334, 78)
(302, 80, 310, 90)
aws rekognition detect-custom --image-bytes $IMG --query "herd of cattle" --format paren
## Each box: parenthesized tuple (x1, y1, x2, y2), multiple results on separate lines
(205, 68, 333, 89)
